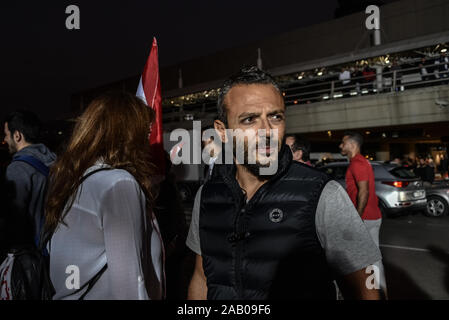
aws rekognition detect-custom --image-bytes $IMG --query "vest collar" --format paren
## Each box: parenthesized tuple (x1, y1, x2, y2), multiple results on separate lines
(214, 143, 293, 190)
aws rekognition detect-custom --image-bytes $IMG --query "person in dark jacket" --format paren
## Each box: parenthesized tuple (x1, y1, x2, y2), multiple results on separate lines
(414, 156, 435, 186)
(285, 133, 312, 166)
(186, 67, 383, 300)
(440, 154, 448, 179)
(154, 152, 190, 299)
(2, 110, 56, 249)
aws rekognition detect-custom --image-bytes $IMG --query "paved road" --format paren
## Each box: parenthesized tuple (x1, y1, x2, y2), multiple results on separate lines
(380, 212, 449, 299)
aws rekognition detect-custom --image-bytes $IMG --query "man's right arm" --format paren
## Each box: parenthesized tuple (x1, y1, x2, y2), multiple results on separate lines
(186, 186, 207, 299)
(315, 181, 384, 300)
(188, 254, 207, 300)
(336, 268, 381, 300)
(356, 180, 369, 217)
(349, 161, 370, 217)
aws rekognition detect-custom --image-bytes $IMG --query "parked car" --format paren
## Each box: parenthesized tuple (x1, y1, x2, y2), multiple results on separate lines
(319, 161, 427, 217)
(423, 180, 449, 217)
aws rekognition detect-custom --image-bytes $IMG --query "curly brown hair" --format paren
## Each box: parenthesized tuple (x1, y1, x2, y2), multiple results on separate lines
(44, 91, 156, 234)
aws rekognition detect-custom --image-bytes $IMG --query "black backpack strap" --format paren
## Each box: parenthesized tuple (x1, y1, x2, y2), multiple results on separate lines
(39, 167, 114, 254)
(79, 166, 114, 184)
(75, 166, 115, 299)
(78, 264, 108, 300)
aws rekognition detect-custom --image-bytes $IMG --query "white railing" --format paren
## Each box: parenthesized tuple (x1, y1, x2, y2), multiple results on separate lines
(162, 60, 449, 124)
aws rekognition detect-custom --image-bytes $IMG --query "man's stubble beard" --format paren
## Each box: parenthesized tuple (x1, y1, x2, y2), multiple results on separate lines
(232, 137, 279, 180)
(8, 141, 17, 154)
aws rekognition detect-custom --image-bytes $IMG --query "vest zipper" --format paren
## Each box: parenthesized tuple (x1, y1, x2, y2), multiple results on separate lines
(233, 195, 247, 299)
(233, 178, 279, 299)
(227, 154, 290, 299)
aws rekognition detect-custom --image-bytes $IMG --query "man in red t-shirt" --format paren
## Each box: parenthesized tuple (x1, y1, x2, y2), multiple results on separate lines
(340, 139, 381, 221)
(339, 131, 387, 297)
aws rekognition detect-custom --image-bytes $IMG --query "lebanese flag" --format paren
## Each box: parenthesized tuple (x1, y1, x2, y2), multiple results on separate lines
(137, 37, 165, 176)
(136, 38, 166, 299)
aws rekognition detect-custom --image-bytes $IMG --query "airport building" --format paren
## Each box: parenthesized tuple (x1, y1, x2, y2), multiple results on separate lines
(71, 0, 449, 166)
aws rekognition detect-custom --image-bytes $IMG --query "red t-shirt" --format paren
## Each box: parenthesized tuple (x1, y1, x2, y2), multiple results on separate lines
(345, 154, 382, 220)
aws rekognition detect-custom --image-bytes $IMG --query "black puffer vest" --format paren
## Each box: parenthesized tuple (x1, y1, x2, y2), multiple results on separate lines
(199, 145, 336, 300)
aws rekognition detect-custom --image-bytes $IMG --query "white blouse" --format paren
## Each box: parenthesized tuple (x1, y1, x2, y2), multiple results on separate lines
(49, 162, 164, 300)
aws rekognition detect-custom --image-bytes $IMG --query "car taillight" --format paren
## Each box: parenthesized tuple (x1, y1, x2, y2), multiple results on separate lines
(382, 181, 410, 188)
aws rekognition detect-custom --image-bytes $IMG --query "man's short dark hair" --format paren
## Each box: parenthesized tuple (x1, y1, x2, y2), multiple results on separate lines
(217, 66, 282, 125)
(4, 110, 41, 144)
(343, 131, 363, 148)
(286, 134, 311, 161)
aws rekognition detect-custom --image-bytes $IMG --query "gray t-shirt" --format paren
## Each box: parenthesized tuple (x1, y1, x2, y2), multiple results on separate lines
(186, 180, 382, 276)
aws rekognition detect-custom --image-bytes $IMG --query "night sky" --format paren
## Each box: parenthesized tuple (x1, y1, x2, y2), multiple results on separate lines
(1, 1, 340, 122)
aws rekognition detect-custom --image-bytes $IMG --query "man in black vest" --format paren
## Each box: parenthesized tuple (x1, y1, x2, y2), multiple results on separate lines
(186, 67, 383, 300)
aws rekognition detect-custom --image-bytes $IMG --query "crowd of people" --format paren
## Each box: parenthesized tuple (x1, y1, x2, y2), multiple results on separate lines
(336, 52, 449, 91)
(1, 66, 445, 300)
(388, 154, 449, 184)
(285, 51, 449, 105)
(338, 53, 449, 94)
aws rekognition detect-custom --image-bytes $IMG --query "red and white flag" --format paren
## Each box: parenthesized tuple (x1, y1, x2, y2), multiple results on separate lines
(136, 39, 167, 299)
(137, 37, 165, 176)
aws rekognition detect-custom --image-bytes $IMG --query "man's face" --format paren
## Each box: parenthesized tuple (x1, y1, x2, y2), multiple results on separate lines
(285, 136, 295, 150)
(339, 135, 353, 156)
(218, 84, 285, 175)
(285, 136, 303, 162)
(3, 123, 18, 154)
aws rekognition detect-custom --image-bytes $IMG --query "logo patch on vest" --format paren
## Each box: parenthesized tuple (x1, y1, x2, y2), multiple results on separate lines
(269, 208, 284, 223)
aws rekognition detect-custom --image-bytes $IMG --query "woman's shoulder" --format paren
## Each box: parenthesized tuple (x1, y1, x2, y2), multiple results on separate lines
(83, 165, 139, 191)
